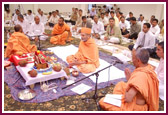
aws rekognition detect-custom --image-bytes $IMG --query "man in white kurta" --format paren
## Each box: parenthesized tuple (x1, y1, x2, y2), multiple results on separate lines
(26, 10, 34, 25)
(119, 16, 130, 35)
(91, 15, 105, 39)
(39, 11, 47, 25)
(150, 19, 160, 39)
(47, 11, 59, 27)
(99, 13, 109, 29)
(16, 14, 30, 35)
(12, 9, 20, 25)
(28, 16, 48, 40)
(138, 15, 146, 31)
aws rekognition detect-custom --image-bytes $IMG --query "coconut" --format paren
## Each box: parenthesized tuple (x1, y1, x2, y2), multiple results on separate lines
(18, 60, 28, 67)
(52, 63, 62, 72)
(28, 69, 38, 77)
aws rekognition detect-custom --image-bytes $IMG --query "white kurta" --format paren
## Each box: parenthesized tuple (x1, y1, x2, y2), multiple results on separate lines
(133, 31, 155, 49)
(150, 25, 160, 39)
(48, 15, 59, 24)
(91, 21, 105, 35)
(15, 19, 30, 34)
(155, 58, 164, 100)
(119, 20, 130, 30)
(12, 14, 18, 25)
(138, 20, 146, 31)
(39, 15, 47, 25)
(26, 14, 34, 24)
(99, 17, 109, 26)
(28, 22, 48, 40)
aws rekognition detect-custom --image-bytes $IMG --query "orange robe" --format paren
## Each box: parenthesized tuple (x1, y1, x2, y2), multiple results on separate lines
(66, 38, 100, 73)
(50, 23, 73, 45)
(5, 32, 37, 58)
(99, 64, 159, 111)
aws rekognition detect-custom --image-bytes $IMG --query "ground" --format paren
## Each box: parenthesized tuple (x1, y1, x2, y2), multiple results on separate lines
(3, 28, 164, 111)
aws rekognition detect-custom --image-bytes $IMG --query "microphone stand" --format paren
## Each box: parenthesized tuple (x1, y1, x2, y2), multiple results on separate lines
(62, 61, 117, 110)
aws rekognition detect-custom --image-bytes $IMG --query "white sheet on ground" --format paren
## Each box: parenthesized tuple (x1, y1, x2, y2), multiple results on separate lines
(48, 45, 125, 84)
(112, 53, 131, 63)
(71, 83, 92, 95)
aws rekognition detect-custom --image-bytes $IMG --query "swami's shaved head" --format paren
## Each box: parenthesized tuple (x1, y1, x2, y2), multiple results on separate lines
(14, 24, 22, 32)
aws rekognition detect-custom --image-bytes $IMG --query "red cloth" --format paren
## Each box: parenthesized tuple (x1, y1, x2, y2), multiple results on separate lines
(9, 51, 46, 66)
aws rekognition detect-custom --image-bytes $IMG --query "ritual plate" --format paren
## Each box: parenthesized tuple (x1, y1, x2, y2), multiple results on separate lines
(18, 89, 36, 101)
(33, 64, 52, 73)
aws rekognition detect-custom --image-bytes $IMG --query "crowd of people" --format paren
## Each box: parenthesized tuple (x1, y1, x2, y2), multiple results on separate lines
(4, 4, 165, 111)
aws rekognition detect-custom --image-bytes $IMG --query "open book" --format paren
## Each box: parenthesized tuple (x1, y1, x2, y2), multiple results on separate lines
(103, 94, 123, 107)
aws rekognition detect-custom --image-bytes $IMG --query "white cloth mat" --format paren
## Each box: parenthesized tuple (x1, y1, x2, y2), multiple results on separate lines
(48, 45, 125, 84)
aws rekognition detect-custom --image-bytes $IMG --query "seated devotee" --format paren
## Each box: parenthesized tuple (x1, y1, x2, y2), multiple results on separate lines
(149, 15, 155, 25)
(91, 15, 105, 39)
(5, 25, 37, 58)
(73, 9, 83, 29)
(119, 16, 130, 35)
(4, 9, 12, 25)
(90, 7, 97, 19)
(49, 17, 73, 45)
(99, 13, 109, 30)
(47, 11, 59, 27)
(155, 41, 164, 101)
(26, 10, 34, 25)
(99, 48, 159, 111)
(116, 11, 121, 22)
(105, 11, 110, 20)
(56, 10, 61, 17)
(128, 23, 156, 57)
(138, 15, 146, 31)
(158, 19, 164, 30)
(66, 28, 100, 73)
(70, 8, 78, 25)
(126, 12, 133, 22)
(150, 18, 160, 39)
(28, 16, 48, 42)
(12, 9, 21, 25)
(123, 17, 141, 39)
(138, 14, 142, 21)
(16, 14, 30, 35)
(36, 8, 42, 18)
(97, 9, 102, 18)
(104, 18, 122, 44)
(47, 12, 52, 20)
(109, 11, 119, 26)
(39, 11, 47, 25)
(72, 16, 92, 33)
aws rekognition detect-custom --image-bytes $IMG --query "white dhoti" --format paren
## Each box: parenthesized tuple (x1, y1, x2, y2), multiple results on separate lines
(108, 36, 120, 44)
(29, 35, 48, 40)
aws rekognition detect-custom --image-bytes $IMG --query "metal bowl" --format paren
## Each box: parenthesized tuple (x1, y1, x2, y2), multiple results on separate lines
(18, 89, 36, 101)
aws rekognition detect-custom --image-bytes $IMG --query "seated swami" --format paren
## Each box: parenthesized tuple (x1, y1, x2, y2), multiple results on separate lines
(66, 28, 100, 73)
(99, 48, 159, 111)
(50, 17, 73, 45)
(5, 25, 37, 58)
